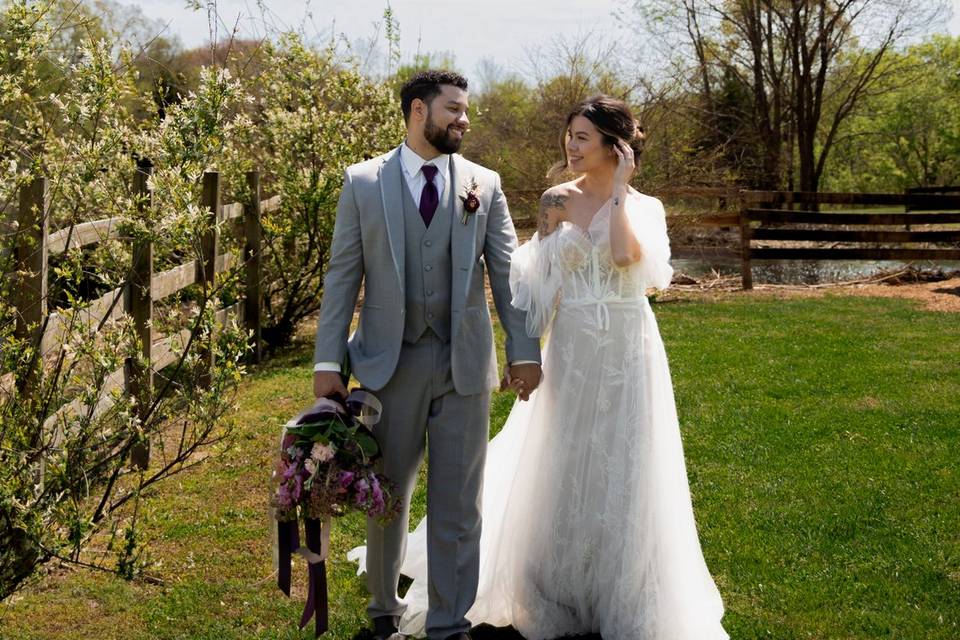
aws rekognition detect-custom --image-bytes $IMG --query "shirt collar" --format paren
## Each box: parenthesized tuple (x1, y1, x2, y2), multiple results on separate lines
(400, 141, 450, 181)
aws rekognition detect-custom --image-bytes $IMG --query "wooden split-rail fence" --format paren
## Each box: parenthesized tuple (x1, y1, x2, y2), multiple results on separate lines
(736, 190, 960, 289)
(613, 187, 960, 289)
(5, 163, 278, 470)
(509, 186, 960, 290)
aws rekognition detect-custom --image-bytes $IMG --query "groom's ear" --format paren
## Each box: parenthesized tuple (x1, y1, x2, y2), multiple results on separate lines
(410, 98, 427, 122)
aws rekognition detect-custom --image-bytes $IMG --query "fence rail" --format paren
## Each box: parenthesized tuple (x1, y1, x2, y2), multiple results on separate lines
(737, 190, 960, 289)
(8, 167, 271, 471)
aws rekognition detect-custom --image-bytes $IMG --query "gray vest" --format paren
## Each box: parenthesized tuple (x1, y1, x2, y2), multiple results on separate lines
(401, 169, 453, 343)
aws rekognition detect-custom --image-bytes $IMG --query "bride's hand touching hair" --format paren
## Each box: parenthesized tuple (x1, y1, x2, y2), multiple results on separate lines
(612, 139, 636, 190)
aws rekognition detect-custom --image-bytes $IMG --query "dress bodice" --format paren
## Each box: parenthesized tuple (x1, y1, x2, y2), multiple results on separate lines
(553, 201, 646, 305)
(510, 192, 674, 337)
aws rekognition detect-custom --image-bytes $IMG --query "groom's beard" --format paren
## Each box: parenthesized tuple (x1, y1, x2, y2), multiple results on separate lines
(424, 110, 464, 154)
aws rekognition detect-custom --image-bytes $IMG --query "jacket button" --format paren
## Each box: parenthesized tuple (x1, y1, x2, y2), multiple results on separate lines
(424, 265, 432, 271)
(425, 240, 433, 247)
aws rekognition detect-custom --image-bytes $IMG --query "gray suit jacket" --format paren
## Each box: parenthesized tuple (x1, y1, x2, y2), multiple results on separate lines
(314, 145, 541, 395)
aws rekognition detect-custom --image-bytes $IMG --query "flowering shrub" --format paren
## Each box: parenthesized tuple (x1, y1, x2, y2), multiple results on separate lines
(0, 2, 406, 599)
(0, 1, 249, 598)
(223, 34, 404, 348)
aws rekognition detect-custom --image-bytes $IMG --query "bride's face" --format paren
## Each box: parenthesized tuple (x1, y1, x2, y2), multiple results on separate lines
(565, 115, 614, 174)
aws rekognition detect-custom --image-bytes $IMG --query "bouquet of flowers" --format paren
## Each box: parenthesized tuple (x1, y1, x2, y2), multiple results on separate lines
(272, 391, 398, 524)
(272, 387, 399, 637)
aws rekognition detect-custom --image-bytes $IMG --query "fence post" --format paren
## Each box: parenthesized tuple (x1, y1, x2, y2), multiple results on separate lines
(15, 177, 49, 395)
(198, 171, 220, 388)
(244, 170, 263, 364)
(739, 191, 753, 291)
(128, 159, 154, 470)
(903, 188, 913, 231)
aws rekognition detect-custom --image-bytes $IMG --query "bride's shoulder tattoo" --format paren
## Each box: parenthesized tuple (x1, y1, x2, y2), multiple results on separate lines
(539, 191, 567, 235)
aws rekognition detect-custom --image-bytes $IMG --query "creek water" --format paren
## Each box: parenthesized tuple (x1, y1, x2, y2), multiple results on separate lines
(671, 255, 960, 285)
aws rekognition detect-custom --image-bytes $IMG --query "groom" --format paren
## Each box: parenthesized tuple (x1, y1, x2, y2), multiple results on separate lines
(312, 70, 542, 640)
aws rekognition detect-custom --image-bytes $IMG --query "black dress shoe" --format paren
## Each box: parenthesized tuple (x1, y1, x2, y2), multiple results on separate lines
(372, 615, 402, 639)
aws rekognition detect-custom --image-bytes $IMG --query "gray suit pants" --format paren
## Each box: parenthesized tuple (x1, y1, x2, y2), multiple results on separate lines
(366, 331, 489, 639)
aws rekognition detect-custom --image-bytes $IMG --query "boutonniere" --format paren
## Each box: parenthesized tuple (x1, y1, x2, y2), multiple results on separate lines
(459, 178, 481, 224)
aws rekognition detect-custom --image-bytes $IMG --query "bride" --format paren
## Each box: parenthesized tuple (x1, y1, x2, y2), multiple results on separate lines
(353, 95, 728, 640)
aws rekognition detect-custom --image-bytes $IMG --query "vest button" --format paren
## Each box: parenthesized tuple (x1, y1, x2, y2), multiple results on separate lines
(424, 240, 433, 247)
(427, 312, 434, 320)
(424, 265, 432, 271)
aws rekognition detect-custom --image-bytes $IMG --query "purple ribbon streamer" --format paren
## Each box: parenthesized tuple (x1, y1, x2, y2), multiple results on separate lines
(276, 519, 299, 596)
(298, 518, 329, 637)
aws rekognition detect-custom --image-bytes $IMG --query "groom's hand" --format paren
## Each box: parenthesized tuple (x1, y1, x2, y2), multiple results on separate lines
(313, 371, 348, 400)
(503, 363, 542, 401)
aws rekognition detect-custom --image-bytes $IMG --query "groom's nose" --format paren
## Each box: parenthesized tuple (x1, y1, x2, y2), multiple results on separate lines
(455, 111, 469, 128)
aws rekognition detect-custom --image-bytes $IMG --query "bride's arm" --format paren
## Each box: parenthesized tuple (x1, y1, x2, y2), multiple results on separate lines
(510, 187, 566, 338)
(609, 142, 643, 267)
(537, 186, 567, 237)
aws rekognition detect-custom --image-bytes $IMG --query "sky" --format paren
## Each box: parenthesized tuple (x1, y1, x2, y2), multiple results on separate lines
(119, 0, 960, 84)
(115, 0, 637, 81)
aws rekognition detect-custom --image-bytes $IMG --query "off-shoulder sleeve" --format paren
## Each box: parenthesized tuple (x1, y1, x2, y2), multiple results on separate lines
(509, 231, 562, 337)
(626, 194, 674, 291)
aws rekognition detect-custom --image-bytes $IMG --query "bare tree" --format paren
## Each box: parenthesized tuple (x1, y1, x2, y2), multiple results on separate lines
(630, 0, 947, 191)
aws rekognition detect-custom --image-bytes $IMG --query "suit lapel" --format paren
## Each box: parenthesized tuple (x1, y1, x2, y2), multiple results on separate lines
(449, 154, 476, 321)
(378, 146, 405, 293)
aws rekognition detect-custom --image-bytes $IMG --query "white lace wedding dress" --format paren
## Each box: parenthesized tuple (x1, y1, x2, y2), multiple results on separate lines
(351, 192, 728, 639)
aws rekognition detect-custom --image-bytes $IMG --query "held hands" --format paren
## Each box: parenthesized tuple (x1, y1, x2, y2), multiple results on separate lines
(500, 363, 543, 401)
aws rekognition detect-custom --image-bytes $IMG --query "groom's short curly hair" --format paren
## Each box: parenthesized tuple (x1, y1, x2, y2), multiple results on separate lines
(400, 70, 468, 122)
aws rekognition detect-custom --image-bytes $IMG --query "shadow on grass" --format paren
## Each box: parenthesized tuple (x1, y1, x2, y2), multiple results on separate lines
(349, 625, 600, 640)
(473, 624, 601, 640)
(933, 284, 960, 298)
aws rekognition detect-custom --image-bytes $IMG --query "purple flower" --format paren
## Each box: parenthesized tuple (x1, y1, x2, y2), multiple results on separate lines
(281, 460, 299, 480)
(291, 474, 304, 502)
(463, 193, 480, 213)
(337, 470, 355, 489)
(354, 477, 370, 506)
(369, 476, 386, 515)
(277, 483, 293, 509)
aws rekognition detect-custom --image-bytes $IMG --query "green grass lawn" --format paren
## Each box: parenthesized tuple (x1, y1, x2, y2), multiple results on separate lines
(1, 293, 958, 639)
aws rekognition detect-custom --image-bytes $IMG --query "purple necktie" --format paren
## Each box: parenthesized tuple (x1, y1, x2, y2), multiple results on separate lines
(419, 164, 439, 227)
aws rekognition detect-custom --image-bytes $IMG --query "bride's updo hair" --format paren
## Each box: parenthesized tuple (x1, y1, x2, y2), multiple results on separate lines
(549, 95, 645, 180)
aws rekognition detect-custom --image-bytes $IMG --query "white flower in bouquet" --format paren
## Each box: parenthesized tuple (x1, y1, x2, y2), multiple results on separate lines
(311, 442, 335, 463)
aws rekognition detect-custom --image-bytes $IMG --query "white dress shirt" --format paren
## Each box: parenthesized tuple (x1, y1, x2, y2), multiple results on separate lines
(400, 142, 448, 206)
